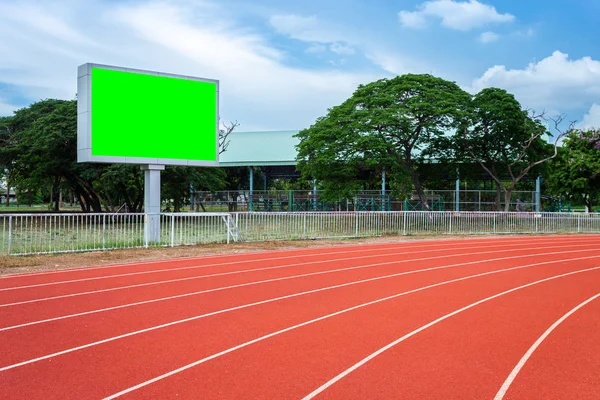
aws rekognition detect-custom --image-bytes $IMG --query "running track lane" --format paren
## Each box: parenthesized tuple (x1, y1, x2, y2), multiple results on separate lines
(0, 238, 596, 326)
(498, 294, 600, 400)
(3, 237, 545, 284)
(102, 261, 600, 399)
(1, 248, 598, 366)
(297, 264, 600, 399)
(1, 236, 589, 303)
(2, 239, 594, 326)
(0, 244, 599, 398)
(1, 241, 596, 331)
(1, 235, 595, 288)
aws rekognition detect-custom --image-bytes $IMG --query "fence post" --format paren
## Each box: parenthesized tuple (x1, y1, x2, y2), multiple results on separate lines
(403, 211, 407, 236)
(7, 216, 12, 255)
(578, 214, 581, 233)
(355, 212, 359, 237)
(455, 178, 460, 212)
(303, 212, 307, 239)
(226, 215, 231, 244)
(170, 214, 175, 247)
(102, 214, 106, 250)
(449, 212, 452, 234)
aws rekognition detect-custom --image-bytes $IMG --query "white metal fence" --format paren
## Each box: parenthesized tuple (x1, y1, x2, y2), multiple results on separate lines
(1, 212, 599, 256)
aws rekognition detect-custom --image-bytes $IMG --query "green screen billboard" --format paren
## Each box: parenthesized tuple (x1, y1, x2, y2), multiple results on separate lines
(77, 64, 219, 166)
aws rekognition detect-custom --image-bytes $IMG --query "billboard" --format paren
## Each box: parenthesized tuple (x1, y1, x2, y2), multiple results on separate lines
(77, 63, 219, 166)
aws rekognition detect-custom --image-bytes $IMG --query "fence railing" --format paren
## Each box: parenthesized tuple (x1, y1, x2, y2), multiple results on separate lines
(1, 212, 599, 256)
(190, 189, 540, 212)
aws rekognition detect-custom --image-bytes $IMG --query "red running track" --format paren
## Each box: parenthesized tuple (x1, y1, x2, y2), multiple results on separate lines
(0, 235, 599, 399)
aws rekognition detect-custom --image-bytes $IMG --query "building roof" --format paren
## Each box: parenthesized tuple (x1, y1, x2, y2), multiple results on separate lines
(219, 130, 300, 167)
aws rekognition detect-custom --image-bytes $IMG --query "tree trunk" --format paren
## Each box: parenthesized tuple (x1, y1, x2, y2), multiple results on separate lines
(406, 161, 430, 211)
(59, 189, 63, 210)
(53, 180, 60, 212)
(495, 183, 502, 212)
(504, 188, 514, 212)
(584, 197, 592, 213)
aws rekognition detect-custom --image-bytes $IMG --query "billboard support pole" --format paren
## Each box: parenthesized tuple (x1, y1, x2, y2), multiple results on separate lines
(142, 164, 165, 244)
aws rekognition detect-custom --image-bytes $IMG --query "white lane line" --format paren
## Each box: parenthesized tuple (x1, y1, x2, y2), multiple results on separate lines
(103, 266, 600, 400)
(301, 268, 600, 400)
(0, 238, 593, 294)
(494, 292, 600, 400)
(2, 235, 584, 279)
(2, 237, 516, 280)
(0, 241, 430, 279)
(3, 249, 599, 332)
(2, 254, 598, 374)
(0, 236, 578, 290)
(1, 242, 594, 308)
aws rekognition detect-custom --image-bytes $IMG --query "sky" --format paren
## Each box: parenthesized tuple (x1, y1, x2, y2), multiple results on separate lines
(1, 0, 599, 132)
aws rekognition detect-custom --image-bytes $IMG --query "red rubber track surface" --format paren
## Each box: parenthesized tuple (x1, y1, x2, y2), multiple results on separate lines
(0, 235, 599, 399)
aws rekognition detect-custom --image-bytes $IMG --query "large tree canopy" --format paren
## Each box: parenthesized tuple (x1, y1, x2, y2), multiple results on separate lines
(0, 99, 229, 212)
(296, 74, 471, 207)
(457, 88, 557, 211)
(547, 129, 600, 211)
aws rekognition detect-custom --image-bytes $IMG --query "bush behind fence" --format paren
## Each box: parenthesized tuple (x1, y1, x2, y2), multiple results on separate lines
(1, 212, 599, 256)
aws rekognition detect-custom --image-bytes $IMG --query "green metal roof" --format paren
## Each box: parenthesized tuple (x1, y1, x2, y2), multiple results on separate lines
(219, 130, 300, 167)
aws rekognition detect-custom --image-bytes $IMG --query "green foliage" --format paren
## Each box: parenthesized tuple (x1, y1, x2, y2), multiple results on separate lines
(458, 88, 555, 210)
(547, 129, 600, 209)
(0, 99, 229, 212)
(296, 74, 471, 205)
(162, 166, 227, 212)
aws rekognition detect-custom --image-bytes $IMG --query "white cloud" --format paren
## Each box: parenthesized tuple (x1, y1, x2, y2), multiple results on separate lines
(515, 27, 534, 38)
(0, 98, 20, 116)
(399, 0, 515, 31)
(0, 1, 381, 130)
(365, 51, 430, 76)
(471, 51, 600, 113)
(329, 43, 355, 55)
(269, 15, 355, 56)
(398, 11, 428, 29)
(478, 31, 499, 43)
(269, 13, 427, 75)
(305, 43, 327, 54)
(269, 14, 346, 43)
(578, 104, 600, 130)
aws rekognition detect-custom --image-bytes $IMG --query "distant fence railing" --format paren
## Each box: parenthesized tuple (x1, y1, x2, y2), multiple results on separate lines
(190, 189, 540, 212)
(1, 212, 599, 256)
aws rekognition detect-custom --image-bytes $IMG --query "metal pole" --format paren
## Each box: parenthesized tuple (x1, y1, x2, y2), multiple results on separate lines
(7, 215, 12, 255)
(535, 176, 541, 213)
(142, 164, 165, 244)
(455, 178, 460, 212)
(263, 171, 267, 191)
(249, 166, 254, 211)
(382, 168, 386, 211)
(189, 184, 194, 212)
(313, 179, 317, 210)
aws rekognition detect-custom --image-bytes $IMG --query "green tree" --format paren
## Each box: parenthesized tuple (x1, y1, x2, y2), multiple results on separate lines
(162, 166, 227, 212)
(547, 129, 600, 211)
(0, 116, 17, 206)
(458, 88, 561, 211)
(296, 74, 471, 208)
(0, 99, 105, 211)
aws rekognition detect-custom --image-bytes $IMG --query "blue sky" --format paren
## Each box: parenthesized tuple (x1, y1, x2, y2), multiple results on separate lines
(1, 0, 599, 131)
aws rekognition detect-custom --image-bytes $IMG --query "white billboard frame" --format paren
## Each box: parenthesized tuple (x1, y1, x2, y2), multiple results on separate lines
(77, 63, 220, 167)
